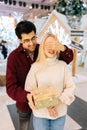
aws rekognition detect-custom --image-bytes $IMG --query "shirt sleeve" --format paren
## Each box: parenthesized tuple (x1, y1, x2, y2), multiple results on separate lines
(59, 63, 76, 105)
(59, 45, 73, 64)
(6, 54, 27, 103)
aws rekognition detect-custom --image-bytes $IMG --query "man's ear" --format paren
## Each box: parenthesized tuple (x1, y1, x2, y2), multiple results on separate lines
(18, 39, 22, 43)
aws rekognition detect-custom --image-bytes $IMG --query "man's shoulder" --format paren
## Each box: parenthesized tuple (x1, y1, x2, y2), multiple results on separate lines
(9, 48, 17, 56)
(8, 45, 21, 59)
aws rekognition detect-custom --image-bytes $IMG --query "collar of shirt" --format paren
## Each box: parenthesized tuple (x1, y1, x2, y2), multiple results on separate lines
(17, 43, 39, 61)
(18, 44, 34, 60)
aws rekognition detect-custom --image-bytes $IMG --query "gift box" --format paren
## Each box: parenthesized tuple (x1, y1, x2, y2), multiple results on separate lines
(32, 86, 59, 109)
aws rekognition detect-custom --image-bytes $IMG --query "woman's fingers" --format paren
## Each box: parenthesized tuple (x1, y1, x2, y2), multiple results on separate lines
(47, 106, 58, 117)
(27, 93, 36, 110)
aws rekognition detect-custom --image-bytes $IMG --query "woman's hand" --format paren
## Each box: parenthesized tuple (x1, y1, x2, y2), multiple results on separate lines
(57, 42, 66, 52)
(47, 106, 58, 117)
(27, 93, 36, 110)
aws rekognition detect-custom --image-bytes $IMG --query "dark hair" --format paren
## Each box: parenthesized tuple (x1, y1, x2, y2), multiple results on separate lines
(1, 45, 8, 59)
(15, 20, 36, 39)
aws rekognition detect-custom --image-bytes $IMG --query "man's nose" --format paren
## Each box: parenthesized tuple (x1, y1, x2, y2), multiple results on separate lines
(29, 40, 34, 45)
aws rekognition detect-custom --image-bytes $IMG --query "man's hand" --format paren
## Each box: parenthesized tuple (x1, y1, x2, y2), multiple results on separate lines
(27, 93, 36, 110)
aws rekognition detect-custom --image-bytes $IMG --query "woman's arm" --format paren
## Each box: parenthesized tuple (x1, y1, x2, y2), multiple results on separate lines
(59, 63, 75, 105)
(25, 64, 38, 109)
(25, 64, 37, 92)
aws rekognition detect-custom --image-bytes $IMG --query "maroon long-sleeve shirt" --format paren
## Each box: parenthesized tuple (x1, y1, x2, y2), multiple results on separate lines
(6, 44, 73, 112)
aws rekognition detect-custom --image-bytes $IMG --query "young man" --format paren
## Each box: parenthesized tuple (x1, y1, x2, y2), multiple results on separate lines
(6, 20, 73, 130)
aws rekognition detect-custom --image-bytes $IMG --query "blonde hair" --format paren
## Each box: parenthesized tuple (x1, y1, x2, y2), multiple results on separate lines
(36, 33, 60, 64)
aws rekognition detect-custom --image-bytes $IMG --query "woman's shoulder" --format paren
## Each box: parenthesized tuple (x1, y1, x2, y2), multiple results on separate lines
(55, 60, 68, 70)
(58, 60, 67, 66)
(30, 62, 40, 72)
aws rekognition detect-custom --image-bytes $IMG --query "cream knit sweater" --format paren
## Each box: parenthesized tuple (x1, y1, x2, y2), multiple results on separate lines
(25, 57, 75, 119)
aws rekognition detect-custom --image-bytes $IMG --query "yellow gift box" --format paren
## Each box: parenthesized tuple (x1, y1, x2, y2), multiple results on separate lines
(32, 86, 59, 109)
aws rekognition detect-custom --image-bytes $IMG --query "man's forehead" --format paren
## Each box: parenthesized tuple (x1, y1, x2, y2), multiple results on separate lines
(21, 31, 35, 39)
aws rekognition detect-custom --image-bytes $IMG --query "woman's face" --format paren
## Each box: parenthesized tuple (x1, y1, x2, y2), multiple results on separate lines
(44, 36, 58, 58)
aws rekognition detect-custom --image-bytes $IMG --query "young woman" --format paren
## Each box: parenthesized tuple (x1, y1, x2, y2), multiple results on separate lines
(25, 33, 75, 130)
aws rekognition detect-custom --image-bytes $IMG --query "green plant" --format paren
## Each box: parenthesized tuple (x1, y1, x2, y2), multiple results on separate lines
(55, 0, 87, 17)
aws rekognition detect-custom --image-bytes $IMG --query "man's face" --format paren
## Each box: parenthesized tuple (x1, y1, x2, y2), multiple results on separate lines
(19, 31, 37, 52)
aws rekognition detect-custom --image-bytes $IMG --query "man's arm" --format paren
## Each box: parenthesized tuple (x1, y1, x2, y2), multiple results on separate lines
(59, 45, 73, 64)
(6, 53, 27, 103)
(57, 41, 73, 64)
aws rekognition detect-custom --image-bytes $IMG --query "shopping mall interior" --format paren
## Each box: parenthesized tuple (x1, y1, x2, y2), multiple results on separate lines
(0, 0, 87, 130)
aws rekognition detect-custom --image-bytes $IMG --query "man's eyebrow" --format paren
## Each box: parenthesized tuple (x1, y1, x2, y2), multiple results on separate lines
(24, 36, 36, 41)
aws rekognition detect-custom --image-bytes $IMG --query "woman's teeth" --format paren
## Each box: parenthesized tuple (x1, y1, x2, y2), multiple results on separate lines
(48, 50, 55, 54)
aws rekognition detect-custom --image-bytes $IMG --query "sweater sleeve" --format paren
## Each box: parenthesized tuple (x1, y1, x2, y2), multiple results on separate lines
(59, 45, 73, 64)
(59, 63, 75, 105)
(25, 64, 37, 92)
